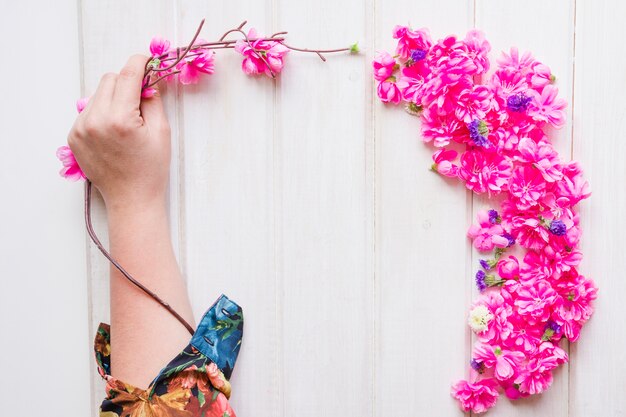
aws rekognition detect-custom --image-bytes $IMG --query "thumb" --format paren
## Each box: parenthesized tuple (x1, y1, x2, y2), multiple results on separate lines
(140, 84, 166, 125)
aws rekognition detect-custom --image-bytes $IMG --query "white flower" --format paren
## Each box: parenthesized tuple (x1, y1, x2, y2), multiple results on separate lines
(468, 305, 494, 333)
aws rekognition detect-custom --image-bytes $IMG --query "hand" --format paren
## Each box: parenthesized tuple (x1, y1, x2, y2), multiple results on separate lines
(67, 54, 171, 211)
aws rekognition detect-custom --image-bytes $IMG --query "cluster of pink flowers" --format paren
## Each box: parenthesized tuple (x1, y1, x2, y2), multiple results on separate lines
(374, 26, 597, 413)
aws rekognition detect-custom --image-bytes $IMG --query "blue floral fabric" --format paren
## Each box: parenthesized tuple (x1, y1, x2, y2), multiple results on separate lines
(94, 293, 244, 417)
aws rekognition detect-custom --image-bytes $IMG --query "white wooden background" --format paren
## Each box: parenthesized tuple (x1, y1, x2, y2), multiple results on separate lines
(2, 1, 625, 416)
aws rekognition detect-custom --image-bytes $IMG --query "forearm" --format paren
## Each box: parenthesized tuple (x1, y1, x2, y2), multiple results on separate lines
(106, 196, 195, 388)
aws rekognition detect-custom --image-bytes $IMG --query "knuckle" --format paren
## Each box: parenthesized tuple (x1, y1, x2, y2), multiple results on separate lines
(83, 118, 100, 136)
(110, 116, 130, 134)
(119, 66, 138, 79)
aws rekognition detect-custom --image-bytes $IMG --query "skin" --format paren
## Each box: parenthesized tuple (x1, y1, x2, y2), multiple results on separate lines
(67, 54, 195, 389)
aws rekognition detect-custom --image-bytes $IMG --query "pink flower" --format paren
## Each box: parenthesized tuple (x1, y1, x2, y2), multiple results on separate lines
(372, 52, 396, 81)
(511, 217, 551, 251)
(455, 85, 492, 123)
(235, 28, 289, 77)
(149, 36, 171, 57)
(176, 45, 215, 85)
(530, 62, 553, 90)
(497, 256, 519, 279)
(514, 343, 567, 395)
(473, 343, 525, 381)
(464, 30, 491, 74)
(497, 47, 536, 76)
(516, 138, 563, 182)
(527, 85, 567, 128)
(141, 88, 157, 98)
(451, 378, 499, 414)
(392, 25, 432, 60)
(558, 161, 591, 206)
(467, 210, 509, 252)
(459, 151, 512, 195)
(508, 166, 546, 209)
(515, 280, 557, 322)
(56, 145, 85, 181)
(553, 273, 597, 341)
(431, 148, 459, 177)
(76, 97, 90, 113)
(397, 74, 426, 104)
(377, 79, 402, 104)
(421, 110, 463, 147)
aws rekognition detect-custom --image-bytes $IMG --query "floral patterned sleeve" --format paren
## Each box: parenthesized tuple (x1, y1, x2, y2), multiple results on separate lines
(94, 294, 244, 417)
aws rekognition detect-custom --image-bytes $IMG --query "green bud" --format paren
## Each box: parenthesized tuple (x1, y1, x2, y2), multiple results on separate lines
(350, 43, 360, 54)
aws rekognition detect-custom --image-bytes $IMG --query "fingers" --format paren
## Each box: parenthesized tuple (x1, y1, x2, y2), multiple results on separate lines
(87, 72, 118, 114)
(113, 54, 151, 113)
(140, 84, 167, 125)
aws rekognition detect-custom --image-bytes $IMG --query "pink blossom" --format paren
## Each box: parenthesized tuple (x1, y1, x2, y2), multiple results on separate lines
(530, 62, 553, 90)
(515, 359, 553, 394)
(176, 46, 215, 85)
(421, 110, 463, 147)
(497, 47, 536, 76)
(473, 343, 525, 381)
(557, 161, 591, 206)
(451, 378, 499, 414)
(516, 138, 563, 182)
(464, 30, 491, 74)
(234, 28, 289, 77)
(431, 149, 459, 177)
(467, 210, 511, 251)
(377, 80, 401, 104)
(76, 97, 90, 113)
(392, 25, 432, 60)
(514, 343, 567, 394)
(372, 52, 396, 81)
(56, 146, 85, 181)
(512, 217, 551, 251)
(497, 256, 519, 279)
(396, 74, 425, 104)
(508, 166, 546, 209)
(506, 316, 543, 354)
(553, 273, 597, 341)
(149, 36, 171, 57)
(459, 150, 512, 195)
(515, 280, 557, 322)
(455, 85, 492, 123)
(141, 88, 157, 98)
(527, 85, 567, 128)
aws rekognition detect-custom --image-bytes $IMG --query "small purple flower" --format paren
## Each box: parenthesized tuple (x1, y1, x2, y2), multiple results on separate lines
(549, 220, 567, 236)
(467, 119, 490, 148)
(475, 270, 487, 292)
(547, 321, 562, 333)
(488, 209, 500, 224)
(507, 92, 532, 112)
(480, 259, 491, 270)
(410, 48, 427, 62)
(502, 232, 516, 247)
(470, 359, 485, 373)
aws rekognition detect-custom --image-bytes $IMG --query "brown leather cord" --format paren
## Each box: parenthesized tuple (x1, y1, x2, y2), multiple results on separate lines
(84, 180, 195, 335)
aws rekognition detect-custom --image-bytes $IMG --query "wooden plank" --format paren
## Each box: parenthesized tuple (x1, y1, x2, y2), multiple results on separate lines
(79, 1, 179, 414)
(374, 1, 474, 416)
(176, 2, 279, 415)
(472, 1, 575, 416)
(569, 0, 626, 415)
(0, 1, 91, 416)
(276, 0, 373, 415)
